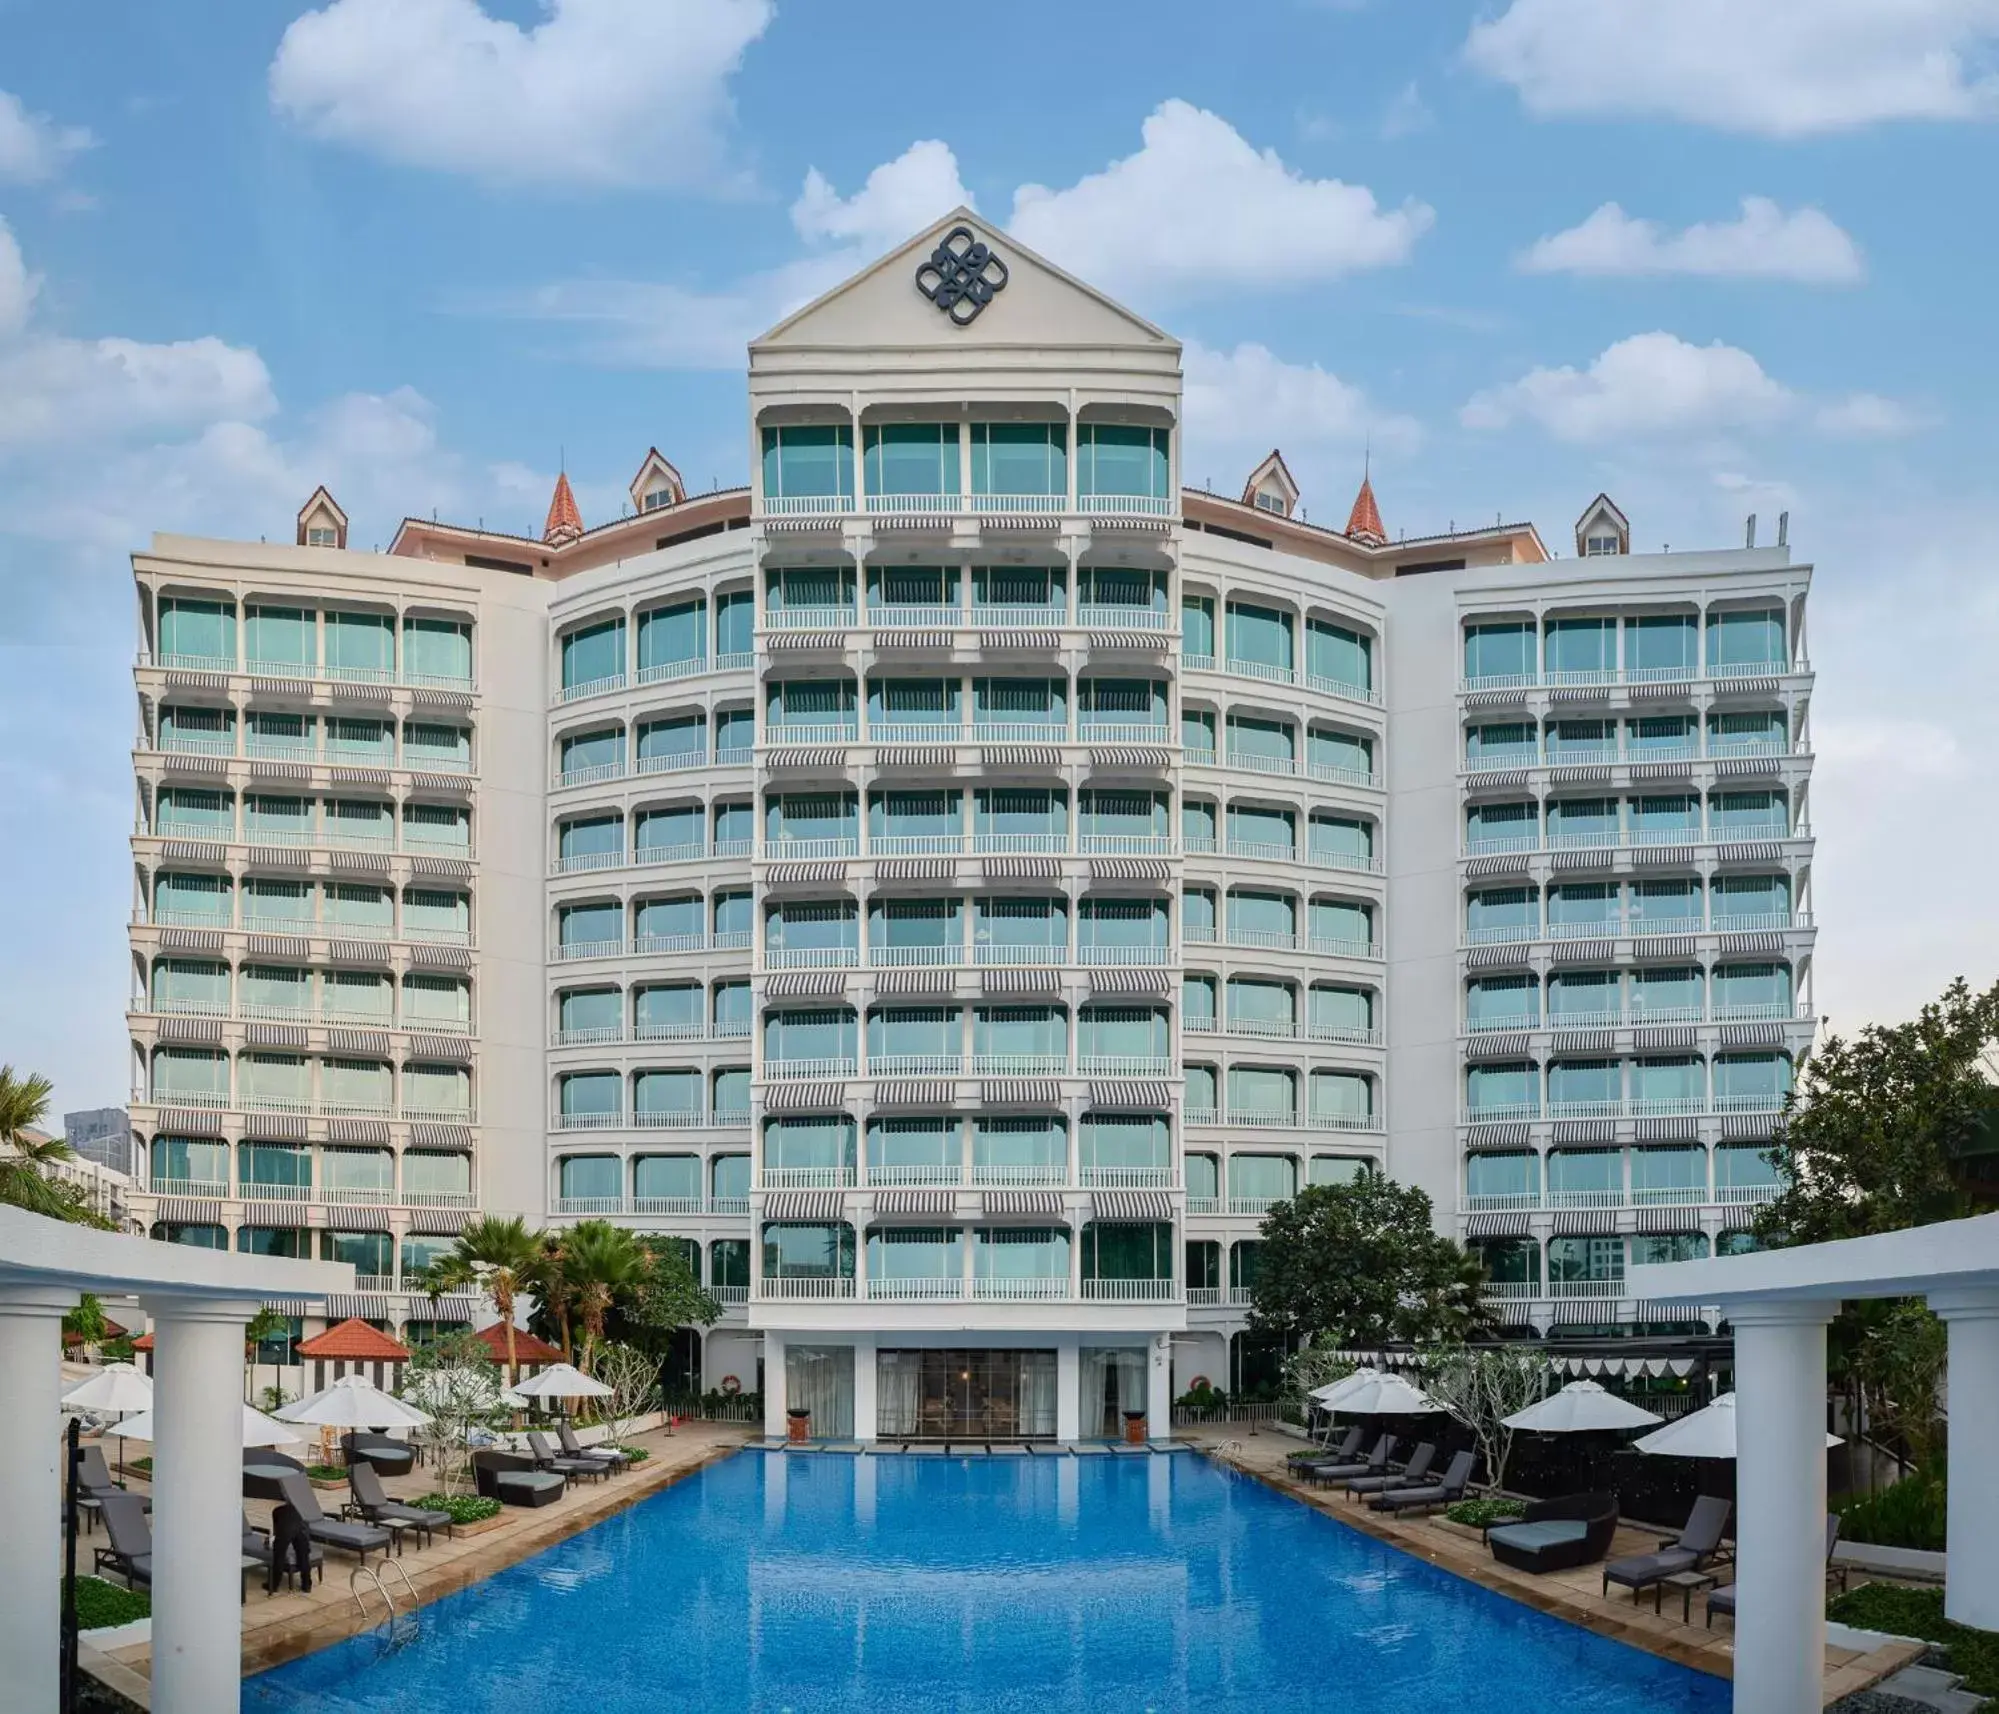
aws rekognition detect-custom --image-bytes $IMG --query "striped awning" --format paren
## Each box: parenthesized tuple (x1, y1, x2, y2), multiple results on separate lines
(977, 856, 1062, 880)
(325, 1204, 391, 1232)
(408, 1123, 473, 1148)
(244, 1112, 309, 1141)
(161, 669, 229, 690)
(328, 1028, 392, 1056)
(874, 858, 956, 882)
(763, 970, 846, 996)
(1548, 939, 1616, 963)
(764, 1190, 845, 1221)
(1460, 687, 1530, 709)
(1464, 1032, 1532, 1060)
(1626, 760, 1695, 782)
(1466, 769, 1531, 791)
(979, 746, 1061, 769)
(1085, 629, 1169, 649)
(1551, 1030, 1615, 1055)
(151, 1108, 226, 1136)
(1628, 846, 1697, 870)
(1548, 849, 1614, 873)
(1717, 1021, 1789, 1048)
(976, 629, 1060, 649)
(1462, 853, 1531, 878)
(1463, 944, 1532, 971)
(408, 854, 475, 878)
(328, 679, 393, 700)
(240, 1201, 308, 1226)
(1087, 747, 1172, 769)
(1717, 931, 1787, 955)
(762, 1082, 845, 1112)
(874, 967, 953, 995)
(1088, 1080, 1172, 1110)
(410, 1033, 474, 1061)
(1626, 679, 1700, 699)
(247, 933, 311, 959)
(161, 749, 228, 776)
(1088, 858, 1171, 882)
(1087, 966, 1170, 994)
(1091, 1189, 1175, 1221)
(408, 1208, 472, 1235)
(1548, 685, 1614, 703)
(872, 1188, 956, 1217)
(153, 1195, 224, 1223)
(1635, 1205, 1705, 1233)
(872, 746, 954, 769)
(765, 746, 845, 769)
(1714, 841, 1788, 864)
(408, 772, 471, 795)
(1713, 755, 1785, 779)
(982, 1190, 1064, 1217)
(1549, 1120, 1617, 1145)
(871, 1081, 956, 1110)
(245, 1021, 309, 1048)
(1721, 1113, 1782, 1140)
(1550, 1300, 1619, 1324)
(1463, 1212, 1533, 1237)
(1633, 1027, 1699, 1052)
(328, 1118, 392, 1144)
(981, 1079, 1061, 1107)
(1549, 1209, 1620, 1235)
(156, 927, 227, 953)
(1632, 1117, 1700, 1144)
(155, 1015, 225, 1045)
(1546, 765, 1613, 786)
(325, 849, 393, 873)
(764, 862, 847, 886)
(329, 938, 394, 964)
(1629, 935, 1698, 960)
(872, 630, 953, 650)
(764, 629, 845, 647)
(159, 838, 225, 862)
(1464, 1123, 1532, 1149)
(409, 687, 474, 709)
(980, 966, 1060, 994)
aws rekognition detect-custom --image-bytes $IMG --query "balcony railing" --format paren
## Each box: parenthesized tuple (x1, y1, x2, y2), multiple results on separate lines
(1464, 912, 1808, 947)
(757, 1275, 856, 1300)
(150, 1177, 229, 1199)
(1465, 823, 1804, 857)
(1460, 660, 1801, 693)
(1080, 1278, 1178, 1301)
(763, 1057, 859, 1081)
(141, 653, 476, 693)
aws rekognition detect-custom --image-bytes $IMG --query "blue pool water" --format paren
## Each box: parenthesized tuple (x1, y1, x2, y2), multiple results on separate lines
(247, 1450, 1728, 1713)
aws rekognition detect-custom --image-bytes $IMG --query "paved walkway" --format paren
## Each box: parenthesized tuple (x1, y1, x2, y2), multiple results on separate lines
(82, 1420, 755, 1707)
(1187, 1428, 1925, 1708)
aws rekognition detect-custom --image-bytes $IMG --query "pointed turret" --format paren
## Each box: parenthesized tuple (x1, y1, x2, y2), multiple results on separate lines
(543, 471, 583, 545)
(1345, 467, 1386, 547)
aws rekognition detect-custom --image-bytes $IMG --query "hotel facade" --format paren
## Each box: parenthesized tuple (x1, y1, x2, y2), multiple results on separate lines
(121, 214, 1816, 1440)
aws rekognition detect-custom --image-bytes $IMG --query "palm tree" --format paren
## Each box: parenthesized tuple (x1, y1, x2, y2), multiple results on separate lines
(528, 1228, 576, 1361)
(562, 1221, 646, 1373)
(0, 1066, 79, 1221)
(421, 1215, 542, 1381)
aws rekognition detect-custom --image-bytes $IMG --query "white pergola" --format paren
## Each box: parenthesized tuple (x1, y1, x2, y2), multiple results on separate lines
(1632, 1208, 1999, 1714)
(0, 1205, 349, 1714)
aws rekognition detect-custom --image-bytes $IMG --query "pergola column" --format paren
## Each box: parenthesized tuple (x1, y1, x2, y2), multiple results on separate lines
(1729, 1298, 1838, 1714)
(763, 1333, 788, 1438)
(1056, 1340, 1081, 1440)
(0, 1285, 78, 1714)
(1929, 1286, 1999, 1629)
(143, 1294, 262, 1714)
(1145, 1331, 1172, 1439)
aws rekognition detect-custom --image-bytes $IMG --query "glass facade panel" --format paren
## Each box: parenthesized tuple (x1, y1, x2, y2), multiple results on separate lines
(971, 421, 1065, 496)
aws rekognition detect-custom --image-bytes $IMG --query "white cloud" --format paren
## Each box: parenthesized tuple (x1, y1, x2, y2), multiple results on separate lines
(1814, 716, 1965, 779)
(1462, 332, 1793, 441)
(0, 220, 38, 337)
(1814, 392, 1928, 438)
(1008, 100, 1431, 301)
(1519, 198, 1865, 283)
(0, 88, 93, 184)
(790, 140, 972, 250)
(1380, 82, 1433, 139)
(1466, 0, 1999, 136)
(269, 0, 772, 187)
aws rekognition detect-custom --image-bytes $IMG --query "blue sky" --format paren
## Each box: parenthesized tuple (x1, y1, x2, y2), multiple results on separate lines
(2, 0, 1996, 1118)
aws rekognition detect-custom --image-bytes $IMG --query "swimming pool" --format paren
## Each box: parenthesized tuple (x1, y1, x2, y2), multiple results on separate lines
(247, 1450, 1728, 1713)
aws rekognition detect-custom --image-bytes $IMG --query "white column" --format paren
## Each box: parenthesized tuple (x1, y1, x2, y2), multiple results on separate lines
(145, 1295, 261, 1714)
(1056, 1340, 1081, 1441)
(1729, 1299, 1837, 1714)
(1147, 1331, 1173, 1441)
(0, 1286, 77, 1714)
(763, 1333, 788, 1439)
(851, 1336, 878, 1443)
(1930, 1287, 1999, 1630)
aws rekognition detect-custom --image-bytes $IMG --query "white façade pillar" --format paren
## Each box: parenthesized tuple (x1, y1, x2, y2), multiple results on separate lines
(763, 1334, 788, 1439)
(1056, 1340, 1081, 1442)
(850, 1335, 877, 1443)
(1729, 1299, 1838, 1714)
(1929, 1287, 1999, 1630)
(1146, 1332, 1173, 1440)
(145, 1296, 262, 1714)
(0, 1285, 78, 1714)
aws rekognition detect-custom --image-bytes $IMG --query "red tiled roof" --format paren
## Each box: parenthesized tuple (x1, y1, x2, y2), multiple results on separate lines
(472, 1323, 564, 1364)
(1346, 473, 1386, 546)
(131, 1334, 154, 1351)
(543, 472, 583, 544)
(65, 1318, 128, 1345)
(296, 1317, 410, 1361)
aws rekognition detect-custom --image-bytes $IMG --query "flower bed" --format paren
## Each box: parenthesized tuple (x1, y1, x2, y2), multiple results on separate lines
(414, 1493, 502, 1527)
(1444, 1497, 1527, 1530)
(74, 1575, 150, 1630)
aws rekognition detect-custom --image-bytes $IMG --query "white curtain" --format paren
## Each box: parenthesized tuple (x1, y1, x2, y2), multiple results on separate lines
(785, 1344, 854, 1438)
(877, 1351, 920, 1438)
(1079, 1346, 1146, 1436)
(1016, 1351, 1058, 1438)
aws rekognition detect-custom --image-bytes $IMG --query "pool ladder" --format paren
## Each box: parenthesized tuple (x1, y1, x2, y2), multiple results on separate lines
(349, 1558, 418, 1632)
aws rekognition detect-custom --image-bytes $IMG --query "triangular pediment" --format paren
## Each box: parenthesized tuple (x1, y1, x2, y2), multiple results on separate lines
(754, 208, 1178, 353)
(1242, 449, 1300, 516)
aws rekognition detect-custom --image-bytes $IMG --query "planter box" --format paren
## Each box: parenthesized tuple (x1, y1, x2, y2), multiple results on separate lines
(1835, 1540, 1946, 1584)
(307, 1475, 348, 1492)
(450, 1510, 510, 1539)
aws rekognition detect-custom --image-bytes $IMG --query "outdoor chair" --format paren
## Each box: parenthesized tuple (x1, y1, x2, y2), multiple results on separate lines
(528, 1430, 609, 1483)
(76, 1443, 147, 1533)
(345, 1460, 454, 1548)
(1601, 1494, 1732, 1605)
(95, 1492, 258, 1602)
(1368, 1450, 1477, 1514)
(340, 1432, 417, 1478)
(1486, 1492, 1620, 1573)
(1288, 1424, 1365, 1468)
(275, 1471, 395, 1566)
(1300, 1433, 1395, 1485)
(472, 1449, 565, 1508)
(1348, 1442, 1436, 1497)
(242, 1509, 323, 1591)
(242, 1448, 305, 1474)
(558, 1421, 630, 1470)
(1706, 1514, 1844, 1627)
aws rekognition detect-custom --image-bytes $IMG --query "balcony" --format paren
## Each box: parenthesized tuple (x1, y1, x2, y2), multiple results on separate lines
(970, 602, 1068, 628)
(763, 605, 855, 630)
(1079, 1278, 1178, 1301)
(763, 1057, 859, 1081)
(1078, 605, 1173, 631)
(757, 1275, 856, 1300)
(1076, 1055, 1175, 1076)
(560, 673, 627, 704)
(867, 1054, 965, 1078)
(1464, 824, 1806, 858)
(1464, 913, 1808, 949)
(636, 655, 709, 686)
(764, 946, 860, 970)
(1459, 659, 1801, 693)
(1079, 1166, 1176, 1189)
(868, 603, 964, 628)
(969, 1053, 1067, 1076)
(150, 1177, 228, 1199)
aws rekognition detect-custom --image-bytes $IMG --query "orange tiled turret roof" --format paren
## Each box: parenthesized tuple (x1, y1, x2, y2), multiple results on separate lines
(471, 1323, 565, 1364)
(1346, 471, 1386, 546)
(296, 1317, 411, 1361)
(543, 472, 583, 545)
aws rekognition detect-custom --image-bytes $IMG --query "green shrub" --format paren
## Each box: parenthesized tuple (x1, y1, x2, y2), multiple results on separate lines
(1836, 1471, 1947, 1552)
(1176, 1383, 1228, 1409)
(414, 1493, 502, 1525)
(1829, 1585, 1999, 1698)
(614, 1445, 650, 1465)
(72, 1576, 149, 1629)
(304, 1464, 346, 1482)
(1445, 1498, 1527, 1529)
(126, 1457, 153, 1476)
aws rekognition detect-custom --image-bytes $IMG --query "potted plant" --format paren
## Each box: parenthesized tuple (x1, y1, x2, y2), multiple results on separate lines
(786, 1407, 812, 1445)
(1122, 1409, 1148, 1447)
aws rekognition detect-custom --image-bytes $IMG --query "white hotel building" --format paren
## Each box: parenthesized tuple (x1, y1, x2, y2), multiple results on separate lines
(121, 214, 1815, 1440)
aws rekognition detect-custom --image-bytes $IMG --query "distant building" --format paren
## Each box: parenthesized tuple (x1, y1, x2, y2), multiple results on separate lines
(64, 1107, 132, 1174)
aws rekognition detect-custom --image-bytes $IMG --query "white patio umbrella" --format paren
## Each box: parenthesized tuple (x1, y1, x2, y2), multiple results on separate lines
(1503, 1380, 1664, 1434)
(1332, 1371, 1440, 1416)
(1308, 1366, 1381, 1409)
(112, 1401, 303, 1449)
(509, 1362, 612, 1403)
(278, 1373, 433, 1429)
(1633, 1391, 1841, 1459)
(62, 1361, 156, 1476)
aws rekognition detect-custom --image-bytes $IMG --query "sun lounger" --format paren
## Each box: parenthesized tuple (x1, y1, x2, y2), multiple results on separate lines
(1601, 1494, 1731, 1604)
(75, 1443, 148, 1532)
(1486, 1492, 1619, 1572)
(242, 1509, 323, 1590)
(276, 1471, 395, 1566)
(1288, 1424, 1364, 1467)
(346, 1460, 454, 1547)
(473, 1449, 565, 1507)
(1706, 1514, 1842, 1626)
(528, 1431, 609, 1482)
(1368, 1449, 1475, 1514)
(1348, 1442, 1436, 1497)
(1299, 1433, 1395, 1484)
(558, 1421, 630, 1470)
(96, 1491, 259, 1601)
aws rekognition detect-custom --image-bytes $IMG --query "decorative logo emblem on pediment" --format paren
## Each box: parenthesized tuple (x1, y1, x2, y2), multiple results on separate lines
(916, 226, 1009, 326)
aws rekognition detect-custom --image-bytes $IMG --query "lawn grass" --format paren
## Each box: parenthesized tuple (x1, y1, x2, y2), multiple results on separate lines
(1829, 1584, 1999, 1698)
(73, 1576, 150, 1629)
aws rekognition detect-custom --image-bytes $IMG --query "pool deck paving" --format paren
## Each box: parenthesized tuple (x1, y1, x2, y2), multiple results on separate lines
(1187, 1427, 1927, 1708)
(80, 1419, 757, 1708)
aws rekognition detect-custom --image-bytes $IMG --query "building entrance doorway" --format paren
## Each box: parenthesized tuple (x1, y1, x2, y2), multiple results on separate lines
(877, 1348, 1057, 1439)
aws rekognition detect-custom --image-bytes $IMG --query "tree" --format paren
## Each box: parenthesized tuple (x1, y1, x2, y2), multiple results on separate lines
(401, 1329, 507, 1496)
(527, 1228, 576, 1361)
(1250, 1176, 1494, 1348)
(0, 1066, 107, 1227)
(63, 1294, 108, 1348)
(617, 1236, 722, 1357)
(1421, 1345, 1549, 1491)
(243, 1306, 290, 1406)
(1849, 1300, 1948, 1474)
(422, 1215, 543, 1381)
(563, 1221, 648, 1373)
(593, 1342, 659, 1449)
